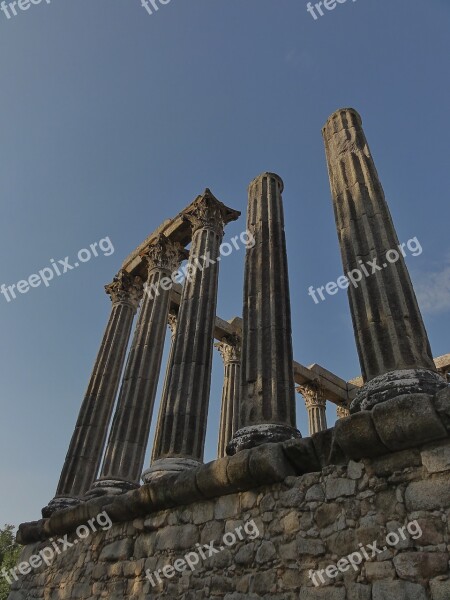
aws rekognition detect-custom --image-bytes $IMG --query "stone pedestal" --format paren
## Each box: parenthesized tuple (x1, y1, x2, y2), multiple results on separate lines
(42, 271, 143, 516)
(90, 235, 187, 495)
(216, 335, 241, 458)
(297, 384, 327, 435)
(322, 108, 446, 412)
(227, 173, 301, 455)
(144, 191, 240, 481)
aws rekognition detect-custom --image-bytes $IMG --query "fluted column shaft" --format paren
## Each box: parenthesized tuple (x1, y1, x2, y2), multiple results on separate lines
(297, 384, 327, 436)
(323, 108, 444, 411)
(216, 336, 241, 458)
(147, 192, 238, 479)
(42, 271, 142, 516)
(93, 235, 186, 492)
(228, 173, 301, 454)
(150, 311, 178, 464)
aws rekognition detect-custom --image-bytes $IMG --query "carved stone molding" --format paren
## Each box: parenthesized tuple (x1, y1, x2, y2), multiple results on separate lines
(105, 270, 143, 309)
(336, 404, 351, 419)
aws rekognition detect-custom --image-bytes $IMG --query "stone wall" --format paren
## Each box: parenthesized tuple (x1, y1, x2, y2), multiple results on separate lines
(9, 391, 450, 600)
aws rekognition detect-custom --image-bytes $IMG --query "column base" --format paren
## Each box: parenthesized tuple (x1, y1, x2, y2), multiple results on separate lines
(41, 495, 82, 518)
(85, 478, 140, 498)
(351, 368, 447, 413)
(226, 423, 302, 456)
(142, 457, 202, 483)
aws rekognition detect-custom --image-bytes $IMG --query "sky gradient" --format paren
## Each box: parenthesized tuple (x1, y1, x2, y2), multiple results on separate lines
(1, 0, 449, 527)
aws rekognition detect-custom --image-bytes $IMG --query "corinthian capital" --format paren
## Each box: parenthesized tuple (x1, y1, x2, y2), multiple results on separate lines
(296, 383, 326, 410)
(215, 334, 241, 364)
(105, 270, 143, 310)
(184, 190, 226, 235)
(142, 234, 188, 275)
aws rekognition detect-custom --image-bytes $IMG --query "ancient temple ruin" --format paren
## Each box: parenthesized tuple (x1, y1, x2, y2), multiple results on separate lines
(10, 108, 450, 600)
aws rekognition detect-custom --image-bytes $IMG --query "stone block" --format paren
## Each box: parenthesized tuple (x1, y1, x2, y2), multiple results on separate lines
(421, 441, 450, 473)
(311, 428, 347, 467)
(214, 494, 240, 519)
(155, 524, 198, 551)
(248, 442, 295, 483)
(432, 386, 450, 430)
(227, 449, 253, 491)
(99, 539, 133, 562)
(192, 501, 214, 524)
(365, 448, 421, 477)
(299, 587, 346, 600)
(430, 579, 450, 600)
(334, 412, 388, 460)
(393, 552, 449, 581)
(255, 540, 277, 563)
(346, 583, 372, 600)
(405, 477, 450, 511)
(372, 581, 427, 600)
(169, 470, 204, 506)
(196, 457, 235, 498)
(372, 394, 447, 451)
(325, 477, 356, 500)
(282, 437, 321, 474)
(297, 536, 326, 556)
(134, 533, 156, 559)
(365, 561, 395, 581)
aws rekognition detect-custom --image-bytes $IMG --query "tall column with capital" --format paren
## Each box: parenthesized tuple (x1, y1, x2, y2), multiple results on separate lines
(216, 335, 241, 458)
(144, 190, 240, 480)
(228, 173, 301, 455)
(297, 384, 327, 436)
(42, 271, 143, 516)
(322, 108, 445, 412)
(90, 235, 187, 494)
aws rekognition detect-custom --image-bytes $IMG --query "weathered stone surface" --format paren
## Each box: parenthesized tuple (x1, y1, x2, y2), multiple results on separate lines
(196, 457, 235, 498)
(248, 442, 295, 483)
(405, 477, 450, 511)
(326, 478, 356, 500)
(365, 448, 422, 477)
(99, 539, 133, 562)
(433, 386, 450, 430)
(282, 437, 321, 474)
(421, 441, 450, 473)
(311, 428, 346, 467)
(430, 579, 450, 600)
(372, 581, 427, 600)
(393, 552, 449, 581)
(155, 524, 199, 551)
(372, 394, 447, 451)
(334, 412, 388, 459)
(299, 588, 346, 600)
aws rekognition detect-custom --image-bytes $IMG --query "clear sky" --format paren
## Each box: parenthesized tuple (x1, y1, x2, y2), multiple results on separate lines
(1, 0, 449, 527)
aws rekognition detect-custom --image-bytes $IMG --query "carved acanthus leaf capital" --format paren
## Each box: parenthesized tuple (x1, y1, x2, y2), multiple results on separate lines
(105, 270, 143, 309)
(296, 384, 326, 410)
(215, 334, 241, 364)
(336, 404, 351, 419)
(167, 311, 178, 336)
(141, 234, 188, 275)
(184, 191, 225, 236)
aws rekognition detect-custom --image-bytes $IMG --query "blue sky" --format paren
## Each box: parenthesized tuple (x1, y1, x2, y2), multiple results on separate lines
(1, 0, 449, 527)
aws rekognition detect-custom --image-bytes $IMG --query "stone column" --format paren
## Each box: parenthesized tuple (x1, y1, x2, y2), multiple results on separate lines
(322, 108, 445, 412)
(91, 235, 187, 494)
(216, 334, 241, 458)
(42, 271, 143, 516)
(297, 384, 327, 435)
(150, 310, 178, 465)
(144, 190, 240, 480)
(336, 404, 351, 419)
(228, 173, 301, 455)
